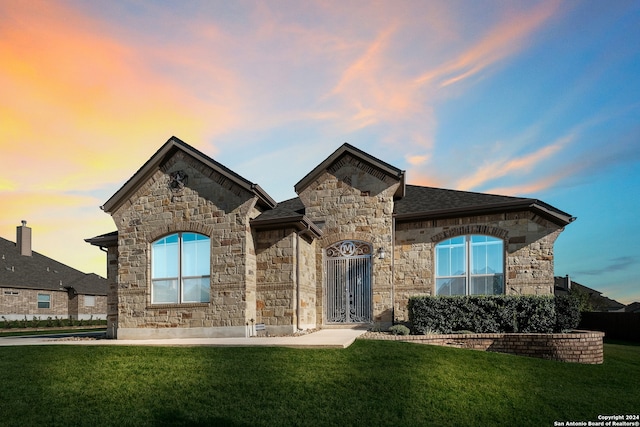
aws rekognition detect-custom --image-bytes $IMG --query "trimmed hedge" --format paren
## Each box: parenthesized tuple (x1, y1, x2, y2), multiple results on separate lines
(408, 295, 581, 334)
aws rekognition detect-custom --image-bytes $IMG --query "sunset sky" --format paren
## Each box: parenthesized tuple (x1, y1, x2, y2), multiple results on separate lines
(1, 1, 639, 304)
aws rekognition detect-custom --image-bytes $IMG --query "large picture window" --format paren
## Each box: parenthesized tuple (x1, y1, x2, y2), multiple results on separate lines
(151, 232, 211, 304)
(435, 235, 504, 296)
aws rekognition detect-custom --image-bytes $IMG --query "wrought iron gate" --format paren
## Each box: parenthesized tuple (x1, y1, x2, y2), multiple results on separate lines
(324, 240, 372, 323)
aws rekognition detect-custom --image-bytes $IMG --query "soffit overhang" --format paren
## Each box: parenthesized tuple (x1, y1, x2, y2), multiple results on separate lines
(250, 214, 322, 241)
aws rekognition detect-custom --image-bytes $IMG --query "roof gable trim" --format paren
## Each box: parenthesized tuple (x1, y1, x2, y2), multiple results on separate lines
(294, 143, 405, 198)
(102, 136, 276, 214)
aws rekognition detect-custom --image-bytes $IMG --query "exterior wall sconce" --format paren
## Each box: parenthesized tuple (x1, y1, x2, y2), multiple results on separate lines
(377, 247, 386, 259)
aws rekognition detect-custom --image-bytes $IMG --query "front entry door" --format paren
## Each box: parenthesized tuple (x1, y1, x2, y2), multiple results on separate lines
(324, 240, 372, 323)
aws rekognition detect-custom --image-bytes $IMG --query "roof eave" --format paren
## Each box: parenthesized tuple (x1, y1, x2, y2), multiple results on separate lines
(395, 199, 575, 227)
(85, 232, 118, 249)
(251, 215, 322, 239)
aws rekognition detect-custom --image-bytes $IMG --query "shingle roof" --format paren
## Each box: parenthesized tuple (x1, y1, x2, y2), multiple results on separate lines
(0, 237, 107, 295)
(625, 302, 640, 313)
(249, 184, 575, 229)
(250, 197, 322, 239)
(394, 185, 575, 226)
(554, 276, 625, 312)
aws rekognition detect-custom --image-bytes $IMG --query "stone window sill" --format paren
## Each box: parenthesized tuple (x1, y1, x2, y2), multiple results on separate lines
(147, 303, 210, 309)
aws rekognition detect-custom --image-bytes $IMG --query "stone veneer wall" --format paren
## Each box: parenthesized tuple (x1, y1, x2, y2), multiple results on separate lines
(367, 331, 604, 364)
(105, 245, 118, 338)
(256, 228, 296, 334)
(296, 233, 317, 329)
(255, 229, 318, 334)
(111, 151, 261, 339)
(297, 155, 400, 326)
(393, 211, 563, 322)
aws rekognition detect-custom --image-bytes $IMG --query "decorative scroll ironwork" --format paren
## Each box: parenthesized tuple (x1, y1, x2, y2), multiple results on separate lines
(325, 240, 372, 323)
(325, 240, 372, 259)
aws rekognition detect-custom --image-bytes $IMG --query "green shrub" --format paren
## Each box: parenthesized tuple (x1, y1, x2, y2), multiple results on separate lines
(409, 295, 565, 334)
(555, 294, 581, 331)
(388, 325, 410, 336)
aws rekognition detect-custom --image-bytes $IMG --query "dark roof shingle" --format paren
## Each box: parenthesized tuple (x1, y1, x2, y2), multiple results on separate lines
(0, 237, 107, 295)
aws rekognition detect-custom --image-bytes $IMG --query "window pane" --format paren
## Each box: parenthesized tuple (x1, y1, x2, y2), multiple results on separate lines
(182, 277, 210, 303)
(182, 233, 210, 277)
(470, 275, 504, 295)
(152, 279, 179, 304)
(471, 236, 503, 274)
(37, 294, 50, 309)
(436, 277, 466, 296)
(85, 295, 95, 307)
(436, 240, 466, 276)
(152, 234, 179, 279)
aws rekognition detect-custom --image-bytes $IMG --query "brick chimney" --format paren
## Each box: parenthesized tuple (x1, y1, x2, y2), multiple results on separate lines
(16, 220, 32, 256)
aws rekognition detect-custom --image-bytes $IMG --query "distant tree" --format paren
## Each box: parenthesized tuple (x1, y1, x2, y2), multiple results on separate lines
(570, 286, 593, 312)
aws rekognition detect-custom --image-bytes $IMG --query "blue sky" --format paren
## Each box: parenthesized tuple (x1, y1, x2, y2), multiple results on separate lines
(1, 0, 639, 303)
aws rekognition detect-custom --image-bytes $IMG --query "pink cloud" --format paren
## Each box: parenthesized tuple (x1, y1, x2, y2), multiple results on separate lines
(415, 0, 562, 88)
(455, 133, 574, 191)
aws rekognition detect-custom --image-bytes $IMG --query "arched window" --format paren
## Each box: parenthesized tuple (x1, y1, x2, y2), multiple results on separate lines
(151, 232, 210, 304)
(435, 235, 504, 296)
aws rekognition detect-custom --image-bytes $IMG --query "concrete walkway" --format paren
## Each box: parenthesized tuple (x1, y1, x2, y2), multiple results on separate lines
(0, 328, 368, 349)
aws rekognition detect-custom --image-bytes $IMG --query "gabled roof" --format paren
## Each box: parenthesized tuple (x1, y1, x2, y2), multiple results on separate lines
(294, 143, 406, 198)
(102, 136, 276, 214)
(0, 237, 107, 295)
(394, 185, 575, 226)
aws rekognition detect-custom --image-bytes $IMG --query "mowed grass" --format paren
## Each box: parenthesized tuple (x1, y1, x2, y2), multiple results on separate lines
(0, 340, 638, 427)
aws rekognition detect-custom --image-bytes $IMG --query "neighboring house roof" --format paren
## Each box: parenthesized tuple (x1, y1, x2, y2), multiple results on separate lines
(554, 276, 626, 312)
(294, 143, 406, 198)
(0, 237, 107, 296)
(625, 302, 640, 313)
(394, 185, 575, 226)
(101, 136, 277, 214)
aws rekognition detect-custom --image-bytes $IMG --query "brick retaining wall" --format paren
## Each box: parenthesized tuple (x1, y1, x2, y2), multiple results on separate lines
(365, 330, 604, 364)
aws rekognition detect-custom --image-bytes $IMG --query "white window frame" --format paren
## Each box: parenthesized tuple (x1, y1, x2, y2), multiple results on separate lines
(151, 232, 211, 304)
(37, 293, 51, 309)
(435, 235, 505, 296)
(84, 295, 95, 307)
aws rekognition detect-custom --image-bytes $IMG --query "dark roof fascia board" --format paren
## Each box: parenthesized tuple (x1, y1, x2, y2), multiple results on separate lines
(85, 231, 118, 249)
(294, 143, 406, 198)
(251, 215, 322, 239)
(394, 199, 576, 226)
(102, 136, 276, 213)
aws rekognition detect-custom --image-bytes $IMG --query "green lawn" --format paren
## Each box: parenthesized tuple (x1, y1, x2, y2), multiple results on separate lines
(0, 340, 638, 426)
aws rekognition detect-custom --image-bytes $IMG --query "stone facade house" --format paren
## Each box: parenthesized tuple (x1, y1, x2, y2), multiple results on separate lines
(1, 221, 107, 321)
(88, 137, 574, 339)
